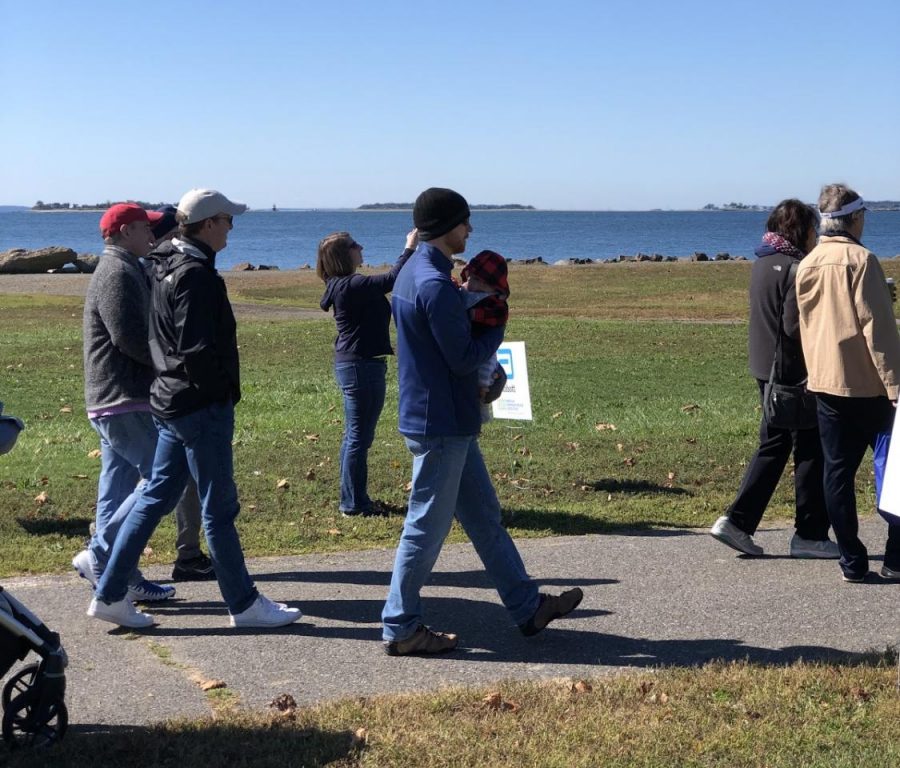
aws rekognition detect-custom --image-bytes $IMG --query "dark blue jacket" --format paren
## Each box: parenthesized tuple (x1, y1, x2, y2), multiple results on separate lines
(320, 248, 413, 362)
(392, 243, 503, 437)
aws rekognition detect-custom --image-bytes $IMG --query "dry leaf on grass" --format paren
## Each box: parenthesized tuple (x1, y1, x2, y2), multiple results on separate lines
(59, 406, 72, 414)
(565, 442, 580, 452)
(623, 457, 636, 467)
(648, 692, 670, 704)
(276, 478, 290, 489)
(403, 481, 413, 492)
(512, 434, 523, 441)
(189, 672, 226, 691)
(595, 423, 617, 431)
(33, 492, 50, 505)
(680, 403, 701, 413)
(572, 680, 593, 693)
(87, 449, 102, 459)
(327, 528, 342, 536)
(69, 474, 89, 480)
(481, 691, 520, 712)
(518, 447, 531, 457)
(351, 727, 369, 747)
(305, 469, 316, 481)
(142, 547, 153, 557)
(304, 433, 320, 442)
(269, 693, 297, 713)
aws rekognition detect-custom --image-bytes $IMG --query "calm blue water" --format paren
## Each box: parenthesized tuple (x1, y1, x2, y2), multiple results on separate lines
(2, 209, 899, 270)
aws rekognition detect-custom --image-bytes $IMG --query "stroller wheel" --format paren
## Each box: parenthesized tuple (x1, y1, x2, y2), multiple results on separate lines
(2, 690, 68, 749)
(2, 663, 40, 711)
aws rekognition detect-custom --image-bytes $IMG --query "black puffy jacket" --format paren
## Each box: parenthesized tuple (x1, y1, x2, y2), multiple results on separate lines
(146, 238, 240, 419)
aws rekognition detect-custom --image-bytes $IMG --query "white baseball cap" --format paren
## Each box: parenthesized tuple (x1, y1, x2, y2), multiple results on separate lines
(177, 188, 248, 225)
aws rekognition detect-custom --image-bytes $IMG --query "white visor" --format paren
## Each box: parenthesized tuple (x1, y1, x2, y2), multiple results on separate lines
(819, 197, 866, 219)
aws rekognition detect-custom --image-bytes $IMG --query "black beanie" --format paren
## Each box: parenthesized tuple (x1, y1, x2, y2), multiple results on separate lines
(151, 205, 179, 240)
(413, 188, 470, 241)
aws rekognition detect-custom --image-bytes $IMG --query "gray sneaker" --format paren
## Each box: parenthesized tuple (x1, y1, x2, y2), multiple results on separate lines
(789, 534, 840, 559)
(881, 564, 900, 581)
(709, 516, 763, 556)
(383, 624, 459, 656)
(519, 588, 584, 637)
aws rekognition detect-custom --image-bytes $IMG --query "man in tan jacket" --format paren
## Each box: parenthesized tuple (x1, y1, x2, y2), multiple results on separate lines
(796, 183, 900, 583)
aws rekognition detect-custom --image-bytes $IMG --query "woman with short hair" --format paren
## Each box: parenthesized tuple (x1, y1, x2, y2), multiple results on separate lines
(711, 199, 839, 558)
(317, 228, 418, 516)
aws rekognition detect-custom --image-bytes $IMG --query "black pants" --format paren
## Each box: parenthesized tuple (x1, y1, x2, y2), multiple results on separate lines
(816, 393, 900, 577)
(727, 380, 829, 539)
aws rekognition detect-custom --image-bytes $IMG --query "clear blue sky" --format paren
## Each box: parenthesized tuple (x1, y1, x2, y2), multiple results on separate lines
(1, 0, 898, 210)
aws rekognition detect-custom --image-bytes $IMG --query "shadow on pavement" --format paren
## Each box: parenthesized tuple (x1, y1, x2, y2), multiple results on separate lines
(253, 568, 617, 590)
(501, 507, 702, 537)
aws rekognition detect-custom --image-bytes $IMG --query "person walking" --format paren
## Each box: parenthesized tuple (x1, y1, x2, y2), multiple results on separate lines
(381, 187, 583, 656)
(73, 203, 182, 602)
(87, 189, 302, 628)
(317, 227, 418, 516)
(795, 183, 900, 583)
(710, 199, 839, 558)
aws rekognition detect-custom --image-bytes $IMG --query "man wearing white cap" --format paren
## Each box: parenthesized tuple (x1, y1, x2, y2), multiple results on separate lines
(796, 183, 900, 583)
(89, 190, 302, 628)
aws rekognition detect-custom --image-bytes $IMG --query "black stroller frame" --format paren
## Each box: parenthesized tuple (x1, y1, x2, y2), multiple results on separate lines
(0, 585, 68, 748)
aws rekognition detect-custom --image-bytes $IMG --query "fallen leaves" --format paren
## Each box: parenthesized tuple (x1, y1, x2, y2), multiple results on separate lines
(190, 672, 226, 692)
(59, 406, 72, 414)
(304, 433, 320, 442)
(276, 478, 290, 490)
(482, 691, 520, 712)
(88, 449, 102, 459)
(305, 469, 316, 481)
(269, 693, 297, 714)
(33, 491, 50, 505)
(595, 423, 617, 432)
(680, 403, 701, 413)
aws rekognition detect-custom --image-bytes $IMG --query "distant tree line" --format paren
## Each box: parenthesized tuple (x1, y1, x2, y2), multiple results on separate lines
(357, 203, 536, 210)
(32, 201, 171, 211)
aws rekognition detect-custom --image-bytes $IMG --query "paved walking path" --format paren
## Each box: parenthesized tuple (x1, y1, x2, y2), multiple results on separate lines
(2, 518, 897, 730)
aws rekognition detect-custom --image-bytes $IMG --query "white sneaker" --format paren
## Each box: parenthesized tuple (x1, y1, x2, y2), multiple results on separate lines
(709, 516, 764, 556)
(72, 549, 101, 588)
(229, 594, 302, 628)
(87, 597, 155, 628)
(789, 534, 840, 559)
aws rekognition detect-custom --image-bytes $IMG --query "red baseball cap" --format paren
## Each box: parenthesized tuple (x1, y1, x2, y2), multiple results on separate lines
(99, 203, 164, 237)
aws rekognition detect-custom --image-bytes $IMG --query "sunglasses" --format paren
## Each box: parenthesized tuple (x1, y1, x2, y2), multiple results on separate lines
(213, 214, 233, 225)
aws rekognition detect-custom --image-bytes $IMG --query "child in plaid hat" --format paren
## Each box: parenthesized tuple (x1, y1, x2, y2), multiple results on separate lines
(460, 250, 510, 423)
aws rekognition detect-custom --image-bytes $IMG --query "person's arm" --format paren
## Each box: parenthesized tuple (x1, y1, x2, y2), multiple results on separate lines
(98, 268, 152, 366)
(783, 262, 801, 340)
(173, 270, 234, 400)
(359, 228, 419, 293)
(854, 254, 900, 399)
(422, 278, 503, 375)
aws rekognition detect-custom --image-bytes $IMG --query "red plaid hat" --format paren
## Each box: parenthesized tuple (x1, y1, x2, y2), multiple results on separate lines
(460, 250, 509, 297)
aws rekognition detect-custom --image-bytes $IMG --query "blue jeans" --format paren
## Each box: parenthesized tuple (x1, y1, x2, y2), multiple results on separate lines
(335, 359, 387, 513)
(89, 412, 201, 571)
(95, 402, 257, 614)
(382, 434, 539, 642)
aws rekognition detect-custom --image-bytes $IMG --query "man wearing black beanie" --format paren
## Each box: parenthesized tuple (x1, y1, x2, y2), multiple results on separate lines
(381, 187, 583, 655)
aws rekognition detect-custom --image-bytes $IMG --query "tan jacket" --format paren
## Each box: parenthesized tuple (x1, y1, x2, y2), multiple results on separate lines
(796, 235, 900, 399)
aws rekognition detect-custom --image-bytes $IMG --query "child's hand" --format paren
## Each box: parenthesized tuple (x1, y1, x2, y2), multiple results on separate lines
(480, 365, 508, 403)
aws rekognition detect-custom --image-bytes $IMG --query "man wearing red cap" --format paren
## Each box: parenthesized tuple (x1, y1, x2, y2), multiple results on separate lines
(73, 204, 179, 603)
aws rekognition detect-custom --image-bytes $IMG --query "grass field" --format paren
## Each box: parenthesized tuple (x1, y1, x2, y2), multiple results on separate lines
(2, 263, 898, 766)
(0, 262, 893, 576)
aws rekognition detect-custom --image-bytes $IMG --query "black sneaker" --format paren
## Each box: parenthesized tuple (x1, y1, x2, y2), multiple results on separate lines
(383, 624, 458, 656)
(519, 588, 584, 637)
(172, 554, 216, 581)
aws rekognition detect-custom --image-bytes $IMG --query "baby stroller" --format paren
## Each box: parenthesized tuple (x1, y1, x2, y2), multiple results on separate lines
(0, 400, 68, 748)
(0, 589, 68, 748)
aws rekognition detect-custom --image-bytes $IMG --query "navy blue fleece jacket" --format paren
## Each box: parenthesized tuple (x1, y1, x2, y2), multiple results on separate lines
(391, 243, 503, 437)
